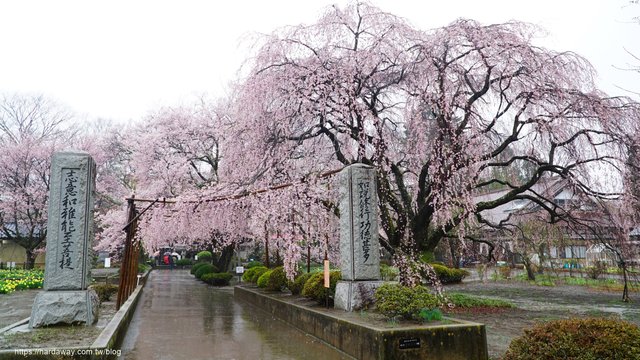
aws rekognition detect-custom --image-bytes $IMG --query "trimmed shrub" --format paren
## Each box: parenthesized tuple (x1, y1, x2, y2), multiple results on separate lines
(289, 272, 315, 295)
(243, 266, 268, 283)
(375, 283, 440, 320)
(195, 264, 219, 279)
(265, 266, 288, 291)
(91, 284, 119, 302)
(196, 250, 213, 263)
(257, 270, 273, 288)
(191, 262, 207, 275)
(175, 258, 193, 266)
(245, 261, 263, 269)
(430, 264, 469, 284)
(301, 270, 341, 304)
(504, 318, 640, 360)
(202, 272, 233, 286)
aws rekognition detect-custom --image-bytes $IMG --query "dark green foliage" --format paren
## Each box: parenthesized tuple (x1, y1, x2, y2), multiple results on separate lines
(195, 264, 219, 279)
(419, 251, 436, 263)
(503, 318, 640, 360)
(196, 250, 213, 262)
(175, 258, 193, 266)
(374, 283, 440, 320)
(289, 272, 315, 295)
(257, 270, 273, 288)
(242, 266, 268, 283)
(91, 284, 119, 302)
(138, 263, 151, 273)
(201, 272, 233, 286)
(245, 261, 263, 269)
(430, 264, 469, 284)
(191, 262, 207, 275)
(418, 308, 443, 322)
(446, 293, 513, 308)
(266, 266, 287, 291)
(301, 271, 341, 304)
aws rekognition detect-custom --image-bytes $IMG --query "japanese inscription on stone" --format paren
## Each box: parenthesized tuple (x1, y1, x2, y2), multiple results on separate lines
(357, 181, 372, 263)
(339, 164, 380, 281)
(59, 169, 79, 270)
(30, 152, 99, 328)
(42, 151, 95, 291)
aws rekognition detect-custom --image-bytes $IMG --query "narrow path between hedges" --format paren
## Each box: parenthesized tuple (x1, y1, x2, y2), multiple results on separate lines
(119, 270, 349, 360)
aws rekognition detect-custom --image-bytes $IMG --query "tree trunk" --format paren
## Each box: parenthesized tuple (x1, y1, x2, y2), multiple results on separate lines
(264, 225, 270, 268)
(523, 258, 536, 281)
(215, 244, 235, 273)
(621, 263, 630, 303)
(25, 248, 36, 270)
(448, 238, 460, 268)
(537, 244, 546, 274)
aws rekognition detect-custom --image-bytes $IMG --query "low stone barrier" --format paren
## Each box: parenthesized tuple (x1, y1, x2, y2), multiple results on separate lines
(235, 285, 488, 360)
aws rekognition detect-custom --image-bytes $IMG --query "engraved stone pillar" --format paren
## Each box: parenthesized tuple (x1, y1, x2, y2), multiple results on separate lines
(334, 164, 383, 311)
(30, 151, 99, 328)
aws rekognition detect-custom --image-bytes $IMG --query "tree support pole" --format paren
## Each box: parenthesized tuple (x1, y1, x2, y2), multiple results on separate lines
(116, 196, 137, 310)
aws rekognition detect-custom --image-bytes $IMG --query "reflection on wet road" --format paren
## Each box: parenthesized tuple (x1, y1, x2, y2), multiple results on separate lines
(120, 270, 350, 360)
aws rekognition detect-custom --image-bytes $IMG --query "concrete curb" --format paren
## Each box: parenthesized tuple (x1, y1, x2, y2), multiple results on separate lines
(0, 318, 29, 335)
(0, 270, 150, 360)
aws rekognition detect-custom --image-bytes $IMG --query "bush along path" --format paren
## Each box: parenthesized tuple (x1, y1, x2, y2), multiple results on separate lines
(190, 259, 233, 287)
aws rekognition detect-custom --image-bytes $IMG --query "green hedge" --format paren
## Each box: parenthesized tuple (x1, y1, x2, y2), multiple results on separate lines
(289, 272, 315, 295)
(375, 283, 440, 320)
(245, 261, 263, 269)
(242, 266, 268, 283)
(201, 272, 233, 286)
(195, 264, 219, 279)
(191, 262, 207, 275)
(257, 270, 273, 288)
(175, 258, 193, 266)
(196, 250, 213, 262)
(266, 266, 288, 291)
(504, 318, 640, 360)
(301, 271, 341, 304)
(430, 264, 469, 284)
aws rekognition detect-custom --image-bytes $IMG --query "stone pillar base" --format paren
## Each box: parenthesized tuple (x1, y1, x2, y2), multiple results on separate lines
(29, 289, 99, 328)
(334, 280, 384, 312)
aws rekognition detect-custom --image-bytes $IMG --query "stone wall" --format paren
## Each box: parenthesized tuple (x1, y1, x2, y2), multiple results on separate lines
(235, 286, 488, 360)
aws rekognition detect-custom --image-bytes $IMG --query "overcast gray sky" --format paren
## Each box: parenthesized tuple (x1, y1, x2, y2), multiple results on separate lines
(0, 0, 638, 123)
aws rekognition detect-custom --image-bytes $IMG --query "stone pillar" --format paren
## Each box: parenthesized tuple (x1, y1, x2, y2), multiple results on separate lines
(30, 152, 99, 328)
(334, 164, 383, 311)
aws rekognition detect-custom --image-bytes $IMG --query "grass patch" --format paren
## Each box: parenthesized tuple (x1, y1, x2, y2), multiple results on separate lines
(562, 276, 638, 292)
(513, 273, 557, 287)
(446, 293, 514, 308)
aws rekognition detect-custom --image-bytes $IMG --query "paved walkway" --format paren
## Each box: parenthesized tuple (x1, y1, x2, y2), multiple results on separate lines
(0, 289, 39, 329)
(120, 270, 348, 360)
